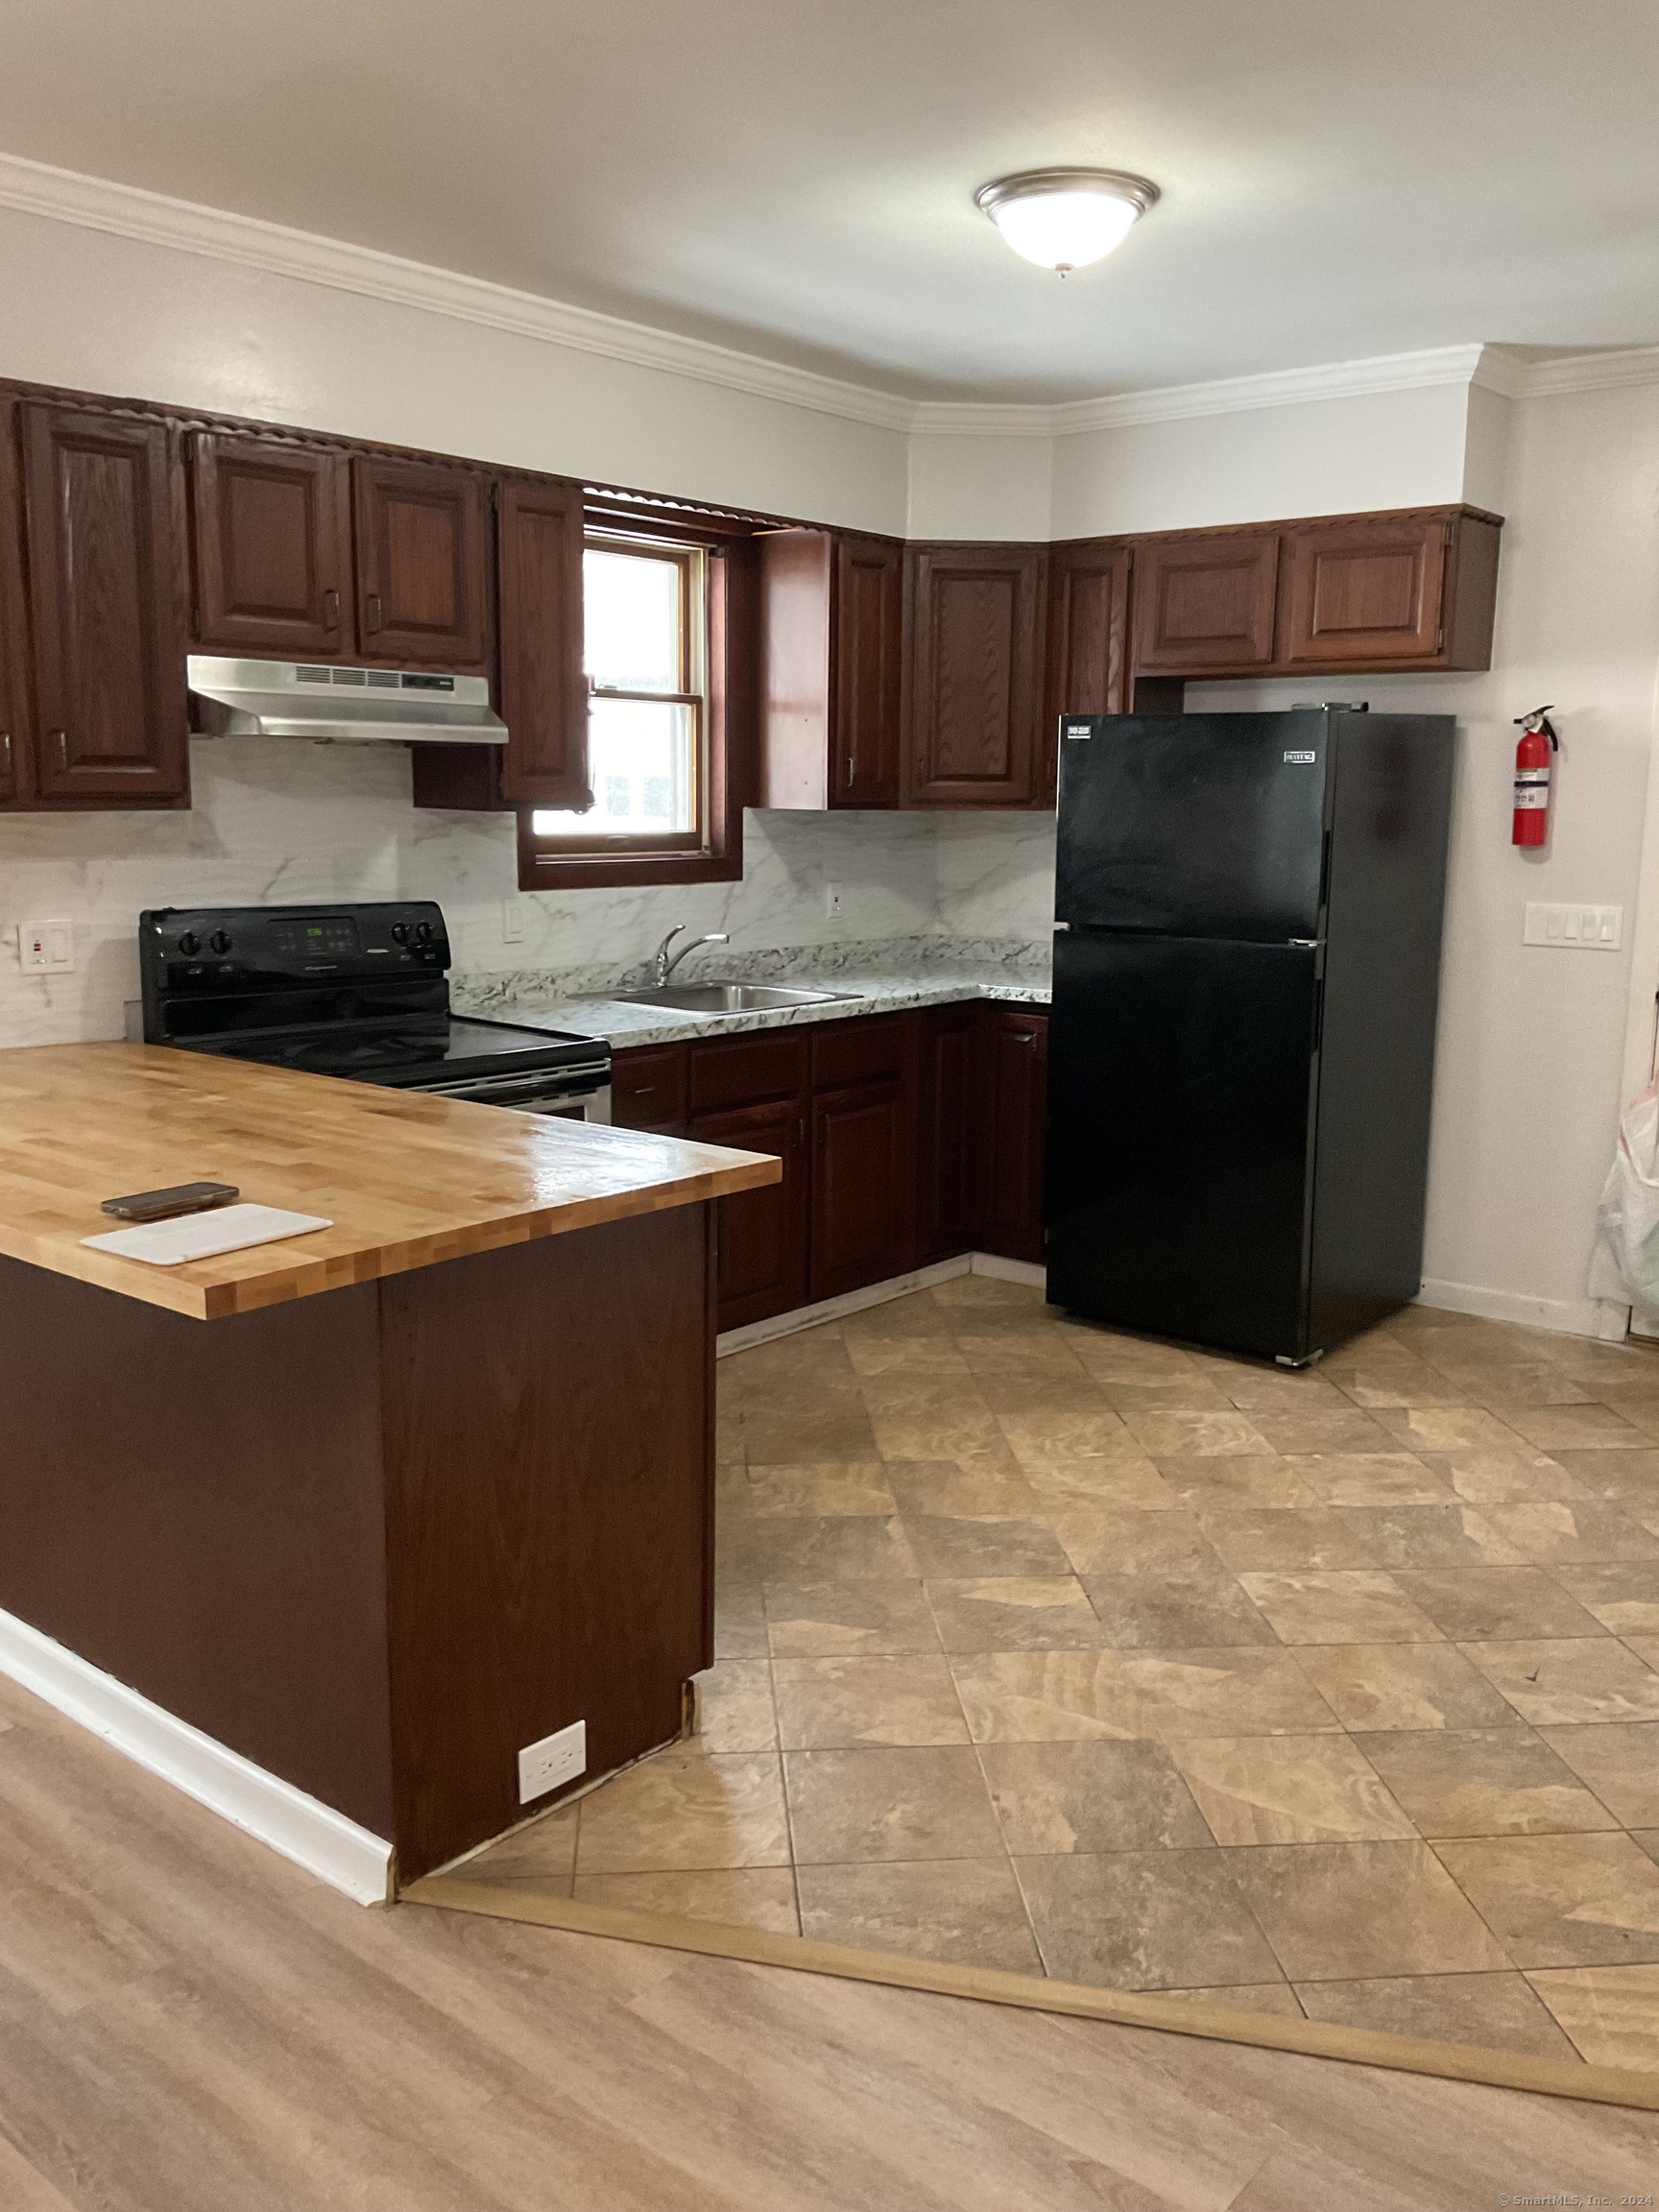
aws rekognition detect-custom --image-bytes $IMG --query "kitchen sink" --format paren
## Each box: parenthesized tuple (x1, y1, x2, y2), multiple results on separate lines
(607, 981, 862, 1014)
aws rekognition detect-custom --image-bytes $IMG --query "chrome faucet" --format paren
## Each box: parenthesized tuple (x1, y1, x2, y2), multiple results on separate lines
(653, 924, 730, 985)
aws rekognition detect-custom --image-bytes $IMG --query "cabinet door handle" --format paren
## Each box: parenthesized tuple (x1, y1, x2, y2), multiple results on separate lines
(632, 1085, 658, 1096)
(366, 593, 383, 633)
(323, 588, 341, 629)
(0, 732, 10, 776)
(53, 730, 68, 771)
(844, 753, 855, 789)
(1015, 1031, 1037, 1046)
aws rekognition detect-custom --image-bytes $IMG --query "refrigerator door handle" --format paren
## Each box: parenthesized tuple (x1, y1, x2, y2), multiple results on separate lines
(1054, 921, 1072, 931)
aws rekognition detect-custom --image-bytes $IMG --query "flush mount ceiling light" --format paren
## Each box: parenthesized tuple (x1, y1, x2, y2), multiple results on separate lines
(975, 168, 1160, 275)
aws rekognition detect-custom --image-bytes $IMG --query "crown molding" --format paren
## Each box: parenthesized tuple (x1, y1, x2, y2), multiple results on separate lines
(2, 155, 1653, 441)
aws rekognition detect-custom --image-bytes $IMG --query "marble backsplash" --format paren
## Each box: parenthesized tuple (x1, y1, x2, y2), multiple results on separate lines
(0, 734, 1057, 1048)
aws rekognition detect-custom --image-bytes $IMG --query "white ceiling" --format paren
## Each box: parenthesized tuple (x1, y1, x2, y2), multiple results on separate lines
(2, 0, 1655, 402)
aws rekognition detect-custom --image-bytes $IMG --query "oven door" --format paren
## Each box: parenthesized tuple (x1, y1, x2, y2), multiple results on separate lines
(412, 1068, 613, 1121)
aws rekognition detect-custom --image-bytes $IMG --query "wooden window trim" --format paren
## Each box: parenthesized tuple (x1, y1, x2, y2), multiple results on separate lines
(518, 523, 755, 891)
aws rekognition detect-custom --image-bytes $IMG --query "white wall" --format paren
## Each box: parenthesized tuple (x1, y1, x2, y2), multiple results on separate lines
(905, 431, 1052, 541)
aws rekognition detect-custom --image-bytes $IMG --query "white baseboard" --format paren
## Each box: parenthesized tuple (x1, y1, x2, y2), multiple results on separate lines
(970, 1253, 1047, 1287)
(1415, 1277, 1619, 1342)
(716, 1257, 972, 1355)
(0, 1606, 394, 1905)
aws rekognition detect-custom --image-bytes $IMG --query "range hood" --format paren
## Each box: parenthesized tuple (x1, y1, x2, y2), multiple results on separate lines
(186, 657, 507, 745)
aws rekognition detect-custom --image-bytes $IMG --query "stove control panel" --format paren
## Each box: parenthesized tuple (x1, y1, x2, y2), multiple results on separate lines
(138, 902, 453, 1041)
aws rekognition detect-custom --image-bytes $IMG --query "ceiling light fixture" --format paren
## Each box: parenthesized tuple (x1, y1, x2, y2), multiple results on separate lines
(975, 168, 1160, 276)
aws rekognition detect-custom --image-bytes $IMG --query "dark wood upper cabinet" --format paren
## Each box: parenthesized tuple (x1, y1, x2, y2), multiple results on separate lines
(189, 432, 353, 657)
(1278, 507, 1501, 671)
(20, 399, 189, 805)
(495, 473, 589, 807)
(1132, 530, 1280, 675)
(0, 400, 28, 803)
(352, 456, 488, 670)
(1044, 539, 1132, 800)
(976, 1007, 1048, 1264)
(760, 527, 902, 809)
(904, 541, 1047, 808)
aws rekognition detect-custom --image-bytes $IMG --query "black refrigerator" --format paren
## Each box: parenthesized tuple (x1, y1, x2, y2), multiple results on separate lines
(1046, 709, 1455, 1364)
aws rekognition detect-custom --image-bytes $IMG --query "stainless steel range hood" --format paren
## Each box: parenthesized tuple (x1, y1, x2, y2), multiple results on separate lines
(186, 657, 507, 745)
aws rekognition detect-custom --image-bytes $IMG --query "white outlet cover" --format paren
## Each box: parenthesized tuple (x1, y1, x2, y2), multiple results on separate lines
(517, 1719, 587, 1805)
(20, 918, 74, 973)
(1523, 902, 1623, 950)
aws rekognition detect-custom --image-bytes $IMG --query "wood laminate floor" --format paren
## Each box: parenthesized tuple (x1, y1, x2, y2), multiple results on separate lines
(2, 1664, 1658, 2206)
(449, 1280, 1659, 2083)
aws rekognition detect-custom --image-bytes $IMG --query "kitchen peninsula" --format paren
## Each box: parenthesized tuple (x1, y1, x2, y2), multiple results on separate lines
(0, 1043, 777, 1887)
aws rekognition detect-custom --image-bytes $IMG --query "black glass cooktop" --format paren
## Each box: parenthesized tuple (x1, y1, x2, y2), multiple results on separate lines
(201, 1015, 602, 1087)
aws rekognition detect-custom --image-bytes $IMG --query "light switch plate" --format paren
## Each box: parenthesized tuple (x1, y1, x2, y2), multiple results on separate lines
(517, 1719, 586, 1804)
(1524, 902, 1623, 950)
(501, 897, 526, 945)
(20, 919, 75, 973)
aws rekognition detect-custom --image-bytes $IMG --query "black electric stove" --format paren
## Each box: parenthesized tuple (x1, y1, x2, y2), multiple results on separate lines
(138, 901, 611, 1118)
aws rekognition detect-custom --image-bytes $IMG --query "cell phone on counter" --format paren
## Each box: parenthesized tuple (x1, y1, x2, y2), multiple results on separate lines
(99, 1181, 241, 1224)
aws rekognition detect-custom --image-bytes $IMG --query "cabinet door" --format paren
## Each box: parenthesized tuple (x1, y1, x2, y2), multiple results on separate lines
(352, 456, 488, 668)
(1132, 532, 1279, 674)
(1043, 541, 1131, 805)
(904, 543, 1046, 807)
(20, 400, 189, 805)
(832, 533, 902, 807)
(189, 431, 352, 656)
(0, 399, 28, 803)
(977, 1008, 1048, 1263)
(496, 474, 589, 805)
(1278, 513, 1447, 666)
(916, 1003, 975, 1262)
(810, 1076, 911, 1301)
(611, 1044, 689, 1136)
(689, 1095, 809, 1333)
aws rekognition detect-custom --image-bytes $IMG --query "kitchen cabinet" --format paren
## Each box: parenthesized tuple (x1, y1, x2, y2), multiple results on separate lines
(609, 1042, 688, 1137)
(0, 400, 26, 804)
(188, 431, 353, 658)
(808, 1016, 914, 1299)
(494, 472, 589, 806)
(686, 1032, 811, 1332)
(1277, 507, 1502, 671)
(915, 1002, 977, 1262)
(976, 1007, 1048, 1263)
(1044, 539, 1132, 799)
(18, 397, 190, 806)
(351, 455, 490, 671)
(903, 542, 1047, 808)
(760, 528, 903, 808)
(1131, 529, 1280, 676)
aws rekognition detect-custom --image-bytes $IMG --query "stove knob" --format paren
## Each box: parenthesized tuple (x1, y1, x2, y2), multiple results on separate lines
(414, 921, 434, 946)
(390, 922, 410, 946)
(177, 931, 200, 956)
(208, 929, 233, 955)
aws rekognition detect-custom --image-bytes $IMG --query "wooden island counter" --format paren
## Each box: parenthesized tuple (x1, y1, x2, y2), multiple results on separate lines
(0, 1044, 779, 1888)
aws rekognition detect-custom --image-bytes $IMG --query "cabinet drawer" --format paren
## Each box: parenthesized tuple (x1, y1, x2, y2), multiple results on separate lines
(611, 1043, 688, 1132)
(810, 1012, 908, 1091)
(689, 1031, 808, 1113)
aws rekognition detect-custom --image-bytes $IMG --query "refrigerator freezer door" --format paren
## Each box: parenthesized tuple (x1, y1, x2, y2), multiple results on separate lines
(1055, 713, 1331, 941)
(1046, 928, 1320, 1360)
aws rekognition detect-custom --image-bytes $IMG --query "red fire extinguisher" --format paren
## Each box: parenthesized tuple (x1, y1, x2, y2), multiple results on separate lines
(1513, 706, 1559, 848)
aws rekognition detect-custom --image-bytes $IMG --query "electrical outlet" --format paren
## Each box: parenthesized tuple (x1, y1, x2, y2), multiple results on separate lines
(20, 919, 74, 973)
(1523, 902, 1623, 950)
(825, 882, 844, 920)
(501, 897, 527, 945)
(517, 1719, 586, 1805)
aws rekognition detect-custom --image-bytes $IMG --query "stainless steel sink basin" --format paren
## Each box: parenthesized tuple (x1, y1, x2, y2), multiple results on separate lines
(607, 981, 862, 1014)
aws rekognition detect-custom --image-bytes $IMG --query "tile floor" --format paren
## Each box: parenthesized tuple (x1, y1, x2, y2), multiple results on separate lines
(454, 1279, 1659, 2076)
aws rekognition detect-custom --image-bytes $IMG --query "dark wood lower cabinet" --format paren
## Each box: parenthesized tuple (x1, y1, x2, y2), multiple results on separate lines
(613, 1001, 1048, 1330)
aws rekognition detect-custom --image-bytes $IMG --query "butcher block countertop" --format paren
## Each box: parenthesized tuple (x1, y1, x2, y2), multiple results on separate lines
(0, 1044, 780, 1321)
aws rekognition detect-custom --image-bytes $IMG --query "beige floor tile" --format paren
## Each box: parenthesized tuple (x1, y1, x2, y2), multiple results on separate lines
(1238, 1570, 1443, 1645)
(1327, 1361, 1473, 1409)
(1198, 1509, 1376, 1572)
(1355, 1727, 1618, 1839)
(742, 1404, 880, 1466)
(838, 1289, 955, 1338)
(1334, 1504, 1527, 1570)
(772, 1654, 969, 1749)
(997, 1407, 1145, 1465)
(1390, 1567, 1609, 1644)
(975, 1370, 1118, 1419)
(1097, 1377, 1237, 1416)
(1527, 1964, 1659, 2069)
(1377, 1407, 1531, 1455)
(722, 1331, 851, 1396)
(844, 1339, 974, 1379)
(1632, 1831, 1659, 1869)
(571, 1866, 800, 1935)
(1205, 1369, 1353, 1413)
(1156, 1982, 1308, 2018)
(783, 1744, 1003, 1863)
(1016, 1849, 1286, 1992)
(1082, 1569, 1278, 1649)
(1422, 1450, 1591, 1504)
(1547, 1446, 1659, 1502)
(1021, 1457, 1179, 1510)
(926, 1575, 1108, 1652)
(795, 1857, 1043, 1972)
(1169, 1733, 1416, 1845)
(1434, 1360, 1595, 1407)
(950, 1647, 1341, 1744)
(951, 1330, 1095, 1377)
(691, 1660, 779, 1753)
(1247, 1409, 1404, 1456)
(1235, 1840, 1511, 1980)
(1478, 1501, 1659, 1565)
(730, 1513, 921, 1585)
(1066, 1334, 1207, 1382)
(1486, 1403, 1651, 1452)
(712, 1578, 770, 1659)
(1460, 1638, 1659, 1725)
(1294, 1643, 1526, 1732)
(1537, 1723, 1659, 1827)
(741, 1465, 899, 1518)
(1435, 1832, 1659, 1967)
(1552, 1562, 1659, 1637)
(883, 1464, 1041, 1518)
(763, 1577, 941, 1657)
(1295, 1972, 1577, 2057)
(1047, 1505, 1224, 1577)
(451, 1803, 579, 1890)
(1121, 1409, 1275, 1457)
(865, 1396, 1009, 1463)
(902, 1512, 1073, 1579)
(1278, 1454, 1456, 1507)
(1161, 1458, 1323, 1511)
(980, 1738, 1212, 1853)
(576, 1750, 790, 1874)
